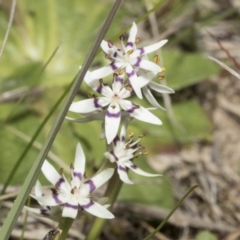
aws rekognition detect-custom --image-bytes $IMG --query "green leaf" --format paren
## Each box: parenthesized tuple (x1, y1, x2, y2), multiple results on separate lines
(196, 231, 217, 240)
(162, 49, 220, 90)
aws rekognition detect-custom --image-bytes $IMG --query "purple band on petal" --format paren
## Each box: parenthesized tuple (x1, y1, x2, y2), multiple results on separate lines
(113, 136, 120, 146)
(73, 172, 82, 181)
(65, 202, 78, 209)
(110, 62, 118, 70)
(134, 58, 142, 67)
(40, 209, 49, 216)
(85, 179, 96, 193)
(106, 110, 121, 118)
(96, 84, 103, 94)
(81, 199, 94, 209)
(126, 42, 134, 48)
(138, 48, 145, 55)
(56, 178, 65, 188)
(94, 98, 102, 109)
(126, 102, 137, 114)
(115, 77, 123, 84)
(110, 150, 118, 161)
(53, 194, 62, 204)
(130, 164, 137, 169)
(118, 165, 127, 172)
(127, 69, 135, 78)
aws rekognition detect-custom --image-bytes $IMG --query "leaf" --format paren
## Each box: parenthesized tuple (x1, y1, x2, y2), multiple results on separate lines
(162, 49, 220, 90)
(196, 231, 217, 240)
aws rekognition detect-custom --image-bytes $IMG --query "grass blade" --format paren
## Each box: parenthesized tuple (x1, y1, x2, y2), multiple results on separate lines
(143, 185, 197, 240)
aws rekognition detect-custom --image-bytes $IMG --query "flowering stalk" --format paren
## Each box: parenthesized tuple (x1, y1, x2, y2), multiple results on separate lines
(58, 218, 74, 240)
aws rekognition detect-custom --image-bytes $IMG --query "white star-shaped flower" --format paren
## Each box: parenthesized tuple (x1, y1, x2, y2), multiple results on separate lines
(32, 143, 114, 219)
(104, 125, 161, 184)
(69, 72, 161, 144)
(88, 22, 168, 99)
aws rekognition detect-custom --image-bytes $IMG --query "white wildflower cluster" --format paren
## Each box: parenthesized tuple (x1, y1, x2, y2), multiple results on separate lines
(26, 23, 174, 220)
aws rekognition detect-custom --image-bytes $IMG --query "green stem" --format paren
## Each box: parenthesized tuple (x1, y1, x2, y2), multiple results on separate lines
(58, 217, 74, 240)
(0, 1, 122, 239)
(86, 169, 123, 240)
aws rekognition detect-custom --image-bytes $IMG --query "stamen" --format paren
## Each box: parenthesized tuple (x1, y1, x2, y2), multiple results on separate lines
(87, 94, 92, 98)
(135, 37, 140, 43)
(139, 134, 145, 138)
(157, 76, 164, 80)
(161, 67, 166, 73)
(119, 68, 125, 75)
(143, 151, 148, 155)
(127, 49, 133, 55)
(105, 54, 110, 59)
(70, 163, 74, 170)
(154, 55, 160, 63)
(111, 105, 116, 109)
(134, 105, 140, 109)
(119, 34, 126, 41)
(133, 153, 139, 158)
(128, 132, 134, 138)
(59, 168, 63, 175)
(99, 79, 103, 84)
(125, 86, 133, 91)
(92, 94, 97, 98)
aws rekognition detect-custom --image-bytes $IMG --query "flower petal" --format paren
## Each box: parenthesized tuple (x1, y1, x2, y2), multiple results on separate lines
(90, 62, 123, 80)
(62, 197, 79, 219)
(125, 162, 162, 177)
(69, 98, 110, 113)
(120, 100, 162, 125)
(101, 40, 117, 55)
(41, 161, 70, 192)
(125, 64, 142, 99)
(134, 39, 168, 56)
(105, 103, 121, 144)
(71, 143, 85, 188)
(24, 206, 51, 217)
(80, 198, 114, 219)
(126, 22, 138, 52)
(35, 180, 43, 197)
(112, 74, 124, 93)
(117, 165, 133, 184)
(149, 81, 174, 94)
(34, 194, 68, 206)
(82, 168, 114, 196)
(142, 86, 165, 110)
(132, 58, 161, 73)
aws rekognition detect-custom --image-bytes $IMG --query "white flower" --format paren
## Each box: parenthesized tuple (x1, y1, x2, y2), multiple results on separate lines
(69, 72, 161, 144)
(104, 125, 161, 184)
(32, 143, 114, 219)
(88, 22, 168, 98)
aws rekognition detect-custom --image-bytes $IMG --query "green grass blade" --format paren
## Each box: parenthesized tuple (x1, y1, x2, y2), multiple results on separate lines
(0, 1, 122, 238)
(143, 185, 197, 240)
